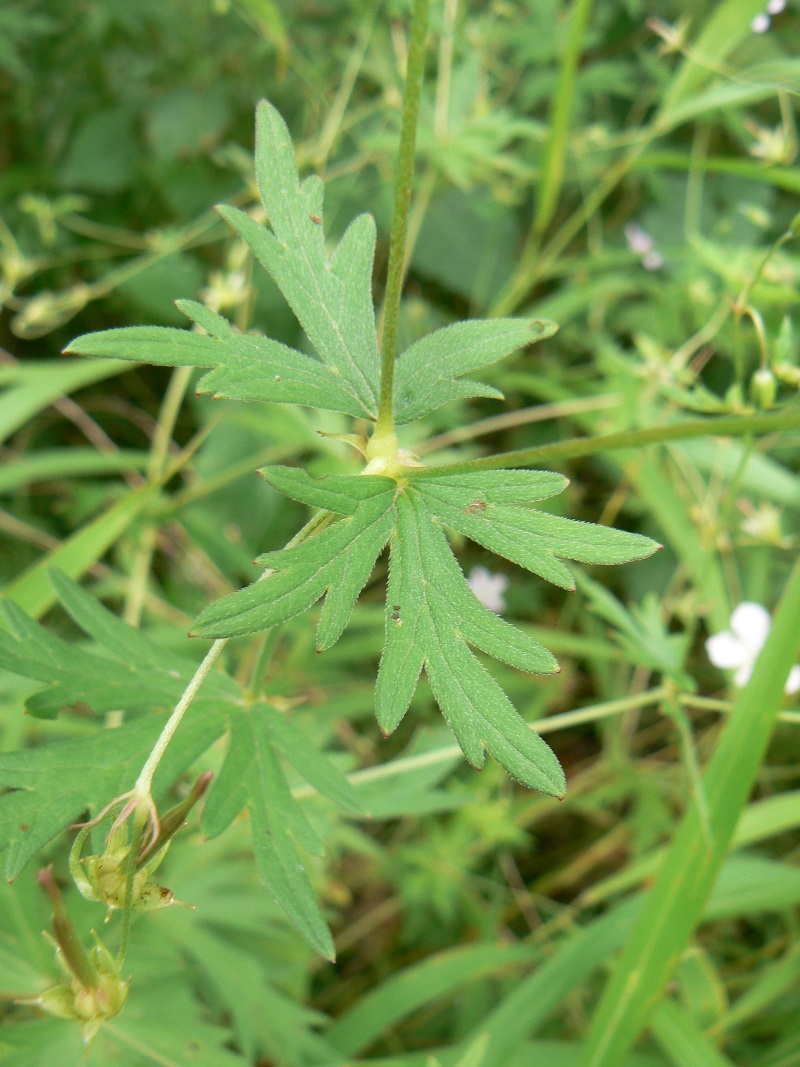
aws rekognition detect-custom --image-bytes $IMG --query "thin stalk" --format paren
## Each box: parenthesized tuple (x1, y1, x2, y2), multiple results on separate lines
(124, 365, 192, 628)
(294, 687, 671, 799)
(417, 394, 619, 456)
(134, 638, 227, 800)
(376, 0, 430, 437)
(412, 406, 800, 476)
(434, 0, 459, 140)
(131, 510, 332, 803)
(531, 0, 594, 238)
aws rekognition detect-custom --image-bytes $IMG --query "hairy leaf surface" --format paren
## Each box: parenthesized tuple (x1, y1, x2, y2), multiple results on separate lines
(420, 472, 657, 590)
(376, 488, 564, 795)
(191, 475, 396, 644)
(191, 467, 661, 796)
(394, 318, 559, 424)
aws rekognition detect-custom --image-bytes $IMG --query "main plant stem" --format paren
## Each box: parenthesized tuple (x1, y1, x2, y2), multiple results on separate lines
(375, 0, 430, 440)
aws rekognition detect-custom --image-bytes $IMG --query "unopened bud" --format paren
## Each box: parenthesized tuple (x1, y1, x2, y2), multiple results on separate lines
(22, 869, 130, 1043)
(750, 367, 777, 409)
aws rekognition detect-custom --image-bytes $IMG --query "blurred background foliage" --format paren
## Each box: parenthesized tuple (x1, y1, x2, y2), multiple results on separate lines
(2, 1, 800, 1065)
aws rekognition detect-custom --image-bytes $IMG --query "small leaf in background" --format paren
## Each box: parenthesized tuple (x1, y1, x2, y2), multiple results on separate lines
(576, 573, 692, 685)
(60, 109, 139, 193)
(201, 706, 340, 959)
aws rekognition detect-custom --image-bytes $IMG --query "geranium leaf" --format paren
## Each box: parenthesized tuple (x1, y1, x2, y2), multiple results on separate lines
(375, 488, 564, 796)
(393, 318, 558, 424)
(192, 465, 657, 797)
(191, 476, 395, 645)
(418, 472, 658, 591)
(201, 708, 336, 960)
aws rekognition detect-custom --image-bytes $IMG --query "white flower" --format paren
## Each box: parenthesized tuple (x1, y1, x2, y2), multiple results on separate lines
(767, 0, 785, 14)
(467, 566, 508, 614)
(751, 12, 770, 31)
(642, 250, 664, 272)
(705, 602, 800, 693)
(625, 223, 655, 257)
(625, 223, 664, 271)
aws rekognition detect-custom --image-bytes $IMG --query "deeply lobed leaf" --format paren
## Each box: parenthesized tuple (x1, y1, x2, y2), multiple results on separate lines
(376, 488, 565, 795)
(394, 318, 559, 424)
(201, 705, 364, 959)
(66, 101, 558, 430)
(193, 466, 658, 796)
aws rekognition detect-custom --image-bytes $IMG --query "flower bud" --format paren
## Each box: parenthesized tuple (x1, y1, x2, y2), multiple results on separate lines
(20, 869, 130, 1043)
(750, 367, 777, 409)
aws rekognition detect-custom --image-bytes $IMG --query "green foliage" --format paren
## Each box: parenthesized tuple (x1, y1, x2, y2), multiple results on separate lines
(3, 2, 800, 1065)
(0, 573, 363, 953)
(70, 101, 657, 800)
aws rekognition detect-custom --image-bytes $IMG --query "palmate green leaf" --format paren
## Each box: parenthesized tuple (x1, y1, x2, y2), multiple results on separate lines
(65, 300, 367, 419)
(65, 101, 558, 430)
(394, 317, 559, 424)
(193, 466, 657, 794)
(376, 488, 564, 796)
(191, 472, 396, 645)
(0, 570, 235, 718)
(201, 705, 345, 959)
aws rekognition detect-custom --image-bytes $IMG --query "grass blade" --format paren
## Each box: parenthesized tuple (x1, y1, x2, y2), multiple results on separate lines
(580, 557, 800, 1067)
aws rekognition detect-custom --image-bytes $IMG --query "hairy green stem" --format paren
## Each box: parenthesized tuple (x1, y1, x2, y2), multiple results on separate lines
(376, 0, 430, 437)
(414, 407, 800, 476)
(134, 638, 227, 800)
